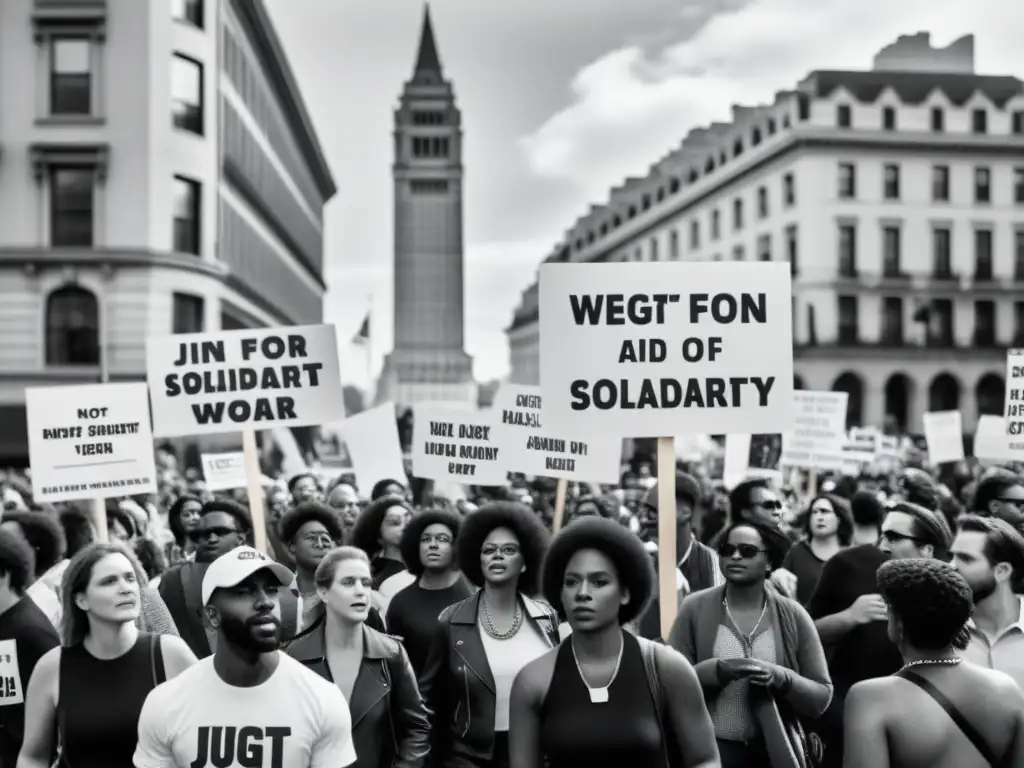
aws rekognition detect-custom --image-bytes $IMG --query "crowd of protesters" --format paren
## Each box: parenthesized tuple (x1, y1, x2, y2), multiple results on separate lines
(0, 439, 1023, 767)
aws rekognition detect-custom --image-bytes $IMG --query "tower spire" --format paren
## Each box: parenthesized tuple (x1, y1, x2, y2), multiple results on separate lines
(412, 4, 443, 82)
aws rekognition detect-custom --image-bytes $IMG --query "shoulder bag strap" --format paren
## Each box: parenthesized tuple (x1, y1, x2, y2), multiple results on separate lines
(898, 670, 1001, 767)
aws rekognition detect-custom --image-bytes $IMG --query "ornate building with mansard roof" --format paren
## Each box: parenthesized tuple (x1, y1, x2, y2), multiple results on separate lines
(506, 32, 1024, 435)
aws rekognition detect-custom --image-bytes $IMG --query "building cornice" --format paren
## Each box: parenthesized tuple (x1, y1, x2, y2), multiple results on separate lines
(230, 0, 336, 201)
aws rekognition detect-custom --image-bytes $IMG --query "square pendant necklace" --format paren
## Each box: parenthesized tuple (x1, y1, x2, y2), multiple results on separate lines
(572, 635, 625, 704)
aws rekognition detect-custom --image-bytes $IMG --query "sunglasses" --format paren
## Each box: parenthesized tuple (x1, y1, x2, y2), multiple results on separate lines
(189, 526, 239, 542)
(880, 530, 924, 545)
(718, 543, 766, 559)
(753, 500, 784, 511)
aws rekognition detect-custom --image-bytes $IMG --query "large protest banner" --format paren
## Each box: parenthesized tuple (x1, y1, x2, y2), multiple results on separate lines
(538, 261, 794, 437)
(780, 391, 849, 471)
(26, 383, 157, 503)
(412, 403, 507, 486)
(145, 324, 345, 438)
(1007, 349, 1024, 446)
(493, 384, 621, 483)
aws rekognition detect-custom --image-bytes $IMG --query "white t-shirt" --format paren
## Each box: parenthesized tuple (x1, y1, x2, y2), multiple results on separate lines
(133, 654, 356, 768)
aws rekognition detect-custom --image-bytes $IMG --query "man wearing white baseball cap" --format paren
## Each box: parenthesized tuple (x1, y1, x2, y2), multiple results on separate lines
(134, 546, 357, 768)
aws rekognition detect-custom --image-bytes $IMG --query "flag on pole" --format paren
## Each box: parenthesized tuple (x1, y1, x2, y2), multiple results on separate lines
(352, 314, 370, 346)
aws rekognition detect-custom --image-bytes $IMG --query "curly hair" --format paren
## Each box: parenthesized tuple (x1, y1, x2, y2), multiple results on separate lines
(2, 511, 66, 577)
(802, 493, 854, 546)
(279, 501, 343, 545)
(0, 529, 35, 595)
(371, 479, 406, 501)
(348, 496, 413, 556)
(719, 517, 792, 570)
(877, 558, 973, 652)
(167, 495, 202, 547)
(566, 495, 617, 525)
(456, 501, 550, 595)
(399, 510, 462, 577)
(541, 517, 654, 624)
(200, 498, 252, 535)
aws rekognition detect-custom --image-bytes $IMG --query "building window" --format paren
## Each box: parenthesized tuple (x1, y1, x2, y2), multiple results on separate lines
(650, 236, 659, 261)
(172, 293, 205, 334)
(933, 227, 953, 279)
(975, 167, 991, 203)
(412, 111, 445, 125)
(783, 173, 795, 206)
(411, 137, 450, 158)
(838, 163, 856, 199)
(932, 165, 949, 202)
(757, 186, 768, 218)
(930, 300, 954, 346)
(409, 179, 449, 193)
(838, 224, 857, 277)
(50, 168, 94, 247)
(1014, 111, 1024, 135)
(974, 301, 996, 346)
(1015, 229, 1024, 280)
(172, 176, 201, 255)
(972, 109, 988, 134)
(45, 285, 99, 365)
(732, 245, 745, 261)
(172, 0, 203, 28)
(1016, 302, 1024, 344)
(1014, 168, 1024, 204)
(838, 296, 858, 344)
(931, 107, 944, 132)
(733, 198, 743, 230)
(757, 234, 771, 261)
(690, 220, 700, 249)
(669, 229, 679, 260)
(786, 224, 798, 276)
(711, 209, 720, 239)
(837, 104, 851, 127)
(882, 298, 903, 344)
(797, 94, 810, 121)
(50, 39, 91, 116)
(171, 54, 204, 135)
(882, 107, 896, 130)
(882, 226, 901, 277)
(883, 164, 900, 200)
(975, 229, 993, 281)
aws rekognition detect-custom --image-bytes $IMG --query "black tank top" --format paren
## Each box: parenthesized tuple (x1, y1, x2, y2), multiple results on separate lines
(57, 633, 165, 768)
(540, 631, 666, 768)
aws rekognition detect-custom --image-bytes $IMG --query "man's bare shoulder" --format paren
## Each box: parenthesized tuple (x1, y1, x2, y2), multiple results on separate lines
(847, 677, 900, 713)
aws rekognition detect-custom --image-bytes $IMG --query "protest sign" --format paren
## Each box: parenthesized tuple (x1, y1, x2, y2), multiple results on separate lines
(724, 434, 783, 488)
(412, 403, 507, 486)
(537, 261, 794, 437)
(25, 383, 157, 504)
(1007, 349, 1024, 444)
(493, 384, 621, 483)
(0, 640, 24, 706)
(336, 403, 408, 495)
(201, 452, 247, 491)
(780, 391, 848, 471)
(145, 324, 344, 438)
(923, 411, 965, 464)
(973, 415, 1024, 461)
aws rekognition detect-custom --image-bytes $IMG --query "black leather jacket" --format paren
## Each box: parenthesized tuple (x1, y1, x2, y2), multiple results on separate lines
(417, 591, 560, 767)
(286, 620, 431, 768)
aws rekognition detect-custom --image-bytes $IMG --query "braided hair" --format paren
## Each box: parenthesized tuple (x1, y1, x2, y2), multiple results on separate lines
(877, 558, 973, 652)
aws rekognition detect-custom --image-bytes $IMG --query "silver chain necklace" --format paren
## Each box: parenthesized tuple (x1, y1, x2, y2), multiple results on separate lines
(481, 595, 523, 640)
(572, 634, 624, 704)
(901, 657, 962, 672)
(723, 597, 768, 656)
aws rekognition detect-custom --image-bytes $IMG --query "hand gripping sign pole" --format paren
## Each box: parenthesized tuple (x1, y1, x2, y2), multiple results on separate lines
(656, 436, 677, 640)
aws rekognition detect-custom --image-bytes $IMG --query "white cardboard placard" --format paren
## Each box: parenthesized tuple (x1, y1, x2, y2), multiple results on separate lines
(201, 452, 248, 491)
(1006, 349, 1024, 443)
(0, 639, 24, 706)
(25, 382, 157, 503)
(923, 410, 965, 464)
(146, 324, 345, 438)
(538, 261, 794, 437)
(493, 384, 621, 483)
(412, 403, 507, 486)
(336, 403, 408, 496)
(780, 391, 848, 471)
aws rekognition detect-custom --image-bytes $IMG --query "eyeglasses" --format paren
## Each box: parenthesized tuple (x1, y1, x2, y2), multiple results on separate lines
(880, 530, 924, 545)
(420, 533, 453, 545)
(302, 534, 335, 547)
(753, 500, 783, 511)
(997, 498, 1024, 508)
(189, 526, 239, 541)
(481, 544, 520, 558)
(718, 543, 766, 559)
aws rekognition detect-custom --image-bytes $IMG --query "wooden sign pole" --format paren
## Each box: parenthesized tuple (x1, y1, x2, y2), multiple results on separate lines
(656, 435, 677, 640)
(90, 497, 109, 542)
(241, 430, 269, 554)
(552, 478, 568, 534)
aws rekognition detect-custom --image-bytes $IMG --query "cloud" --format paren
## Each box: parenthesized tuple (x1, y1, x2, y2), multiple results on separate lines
(520, 0, 1020, 201)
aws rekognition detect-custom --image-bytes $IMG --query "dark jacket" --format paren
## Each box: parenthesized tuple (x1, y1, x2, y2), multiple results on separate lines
(417, 591, 560, 766)
(286, 620, 430, 768)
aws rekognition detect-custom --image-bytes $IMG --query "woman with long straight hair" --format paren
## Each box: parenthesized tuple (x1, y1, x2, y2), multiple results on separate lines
(418, 502, 559, 768)
(286, 546, 430, 768)
(17, 542, 196, 768)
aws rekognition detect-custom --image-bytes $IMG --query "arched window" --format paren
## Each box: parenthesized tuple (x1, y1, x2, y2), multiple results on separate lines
(45, 285, 99, 365)
(928, 373, 961, 413)
(884, 373, 913, 432)
(976, 373, 1005, 416)
(832, 371, 864, 429)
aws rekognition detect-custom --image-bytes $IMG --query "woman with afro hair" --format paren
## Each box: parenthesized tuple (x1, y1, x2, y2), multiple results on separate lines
(844, 558, 1024, 768)
(509, 518, 719, 768)
(418, 501, 558, 768)
(348, 495, 413, 590)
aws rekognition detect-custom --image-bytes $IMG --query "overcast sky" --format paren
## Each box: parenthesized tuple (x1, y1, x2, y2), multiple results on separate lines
(264, 0, 1018, 392)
